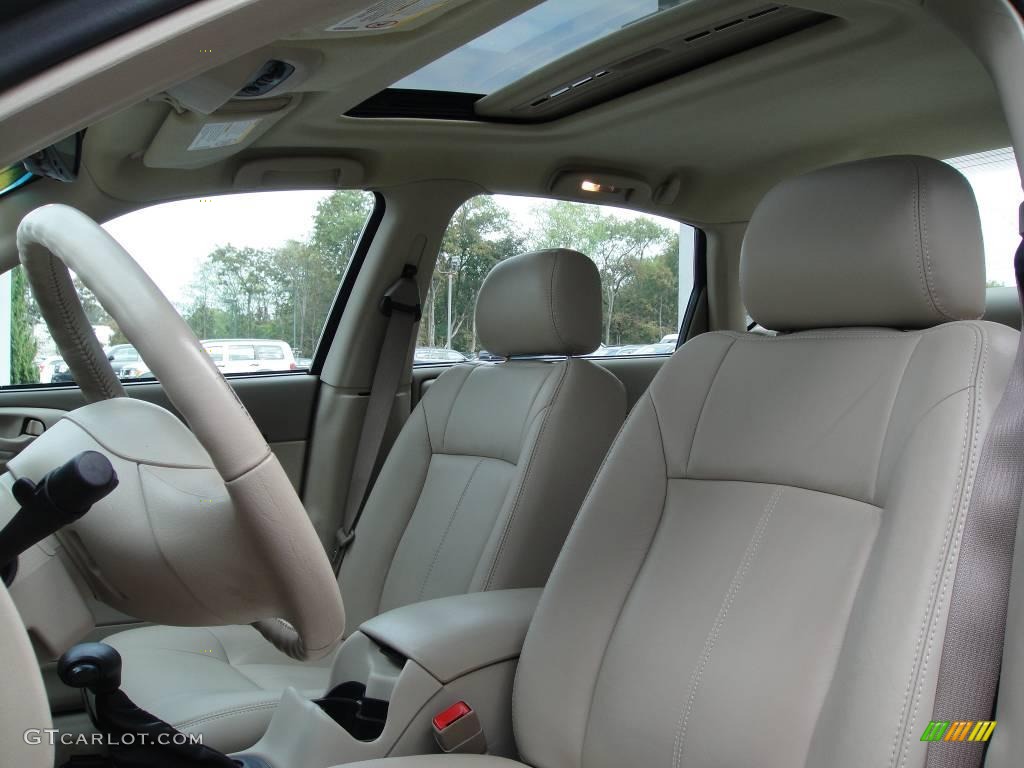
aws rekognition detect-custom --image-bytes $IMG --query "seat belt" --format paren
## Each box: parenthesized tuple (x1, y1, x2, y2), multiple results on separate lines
(331, 264, 421, 572)
(926, 203, 1024, 768)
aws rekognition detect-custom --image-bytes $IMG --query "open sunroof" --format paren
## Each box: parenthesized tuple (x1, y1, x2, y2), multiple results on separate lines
(347, 1, 834, 124)
(394, 0, 691, 96)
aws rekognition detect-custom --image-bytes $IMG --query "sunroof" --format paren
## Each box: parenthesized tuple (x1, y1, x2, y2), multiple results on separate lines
(394, 0, 690, 96)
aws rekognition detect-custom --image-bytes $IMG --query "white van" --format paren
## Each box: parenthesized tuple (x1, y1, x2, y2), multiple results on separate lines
(201, 339, 298, 374)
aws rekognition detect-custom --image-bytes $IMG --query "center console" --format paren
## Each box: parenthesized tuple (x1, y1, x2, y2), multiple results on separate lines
(237, 588, 541, 768)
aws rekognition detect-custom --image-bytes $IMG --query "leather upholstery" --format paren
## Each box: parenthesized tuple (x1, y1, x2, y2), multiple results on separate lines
(107, 250, 625, 754)
(475, 249, 602, 357)
(0, 580, 52, 768)
(359, 588, 541, 684)
(741, 155, 986, 331)
(337, 156, 1018, 768)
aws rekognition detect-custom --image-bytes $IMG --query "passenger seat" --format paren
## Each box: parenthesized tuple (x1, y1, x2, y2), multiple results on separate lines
(105, 248, 627, 753)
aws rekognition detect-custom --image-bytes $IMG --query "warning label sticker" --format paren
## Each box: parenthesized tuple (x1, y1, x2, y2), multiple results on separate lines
(325, 0, 457, 33)
(187, 119, 261, 151)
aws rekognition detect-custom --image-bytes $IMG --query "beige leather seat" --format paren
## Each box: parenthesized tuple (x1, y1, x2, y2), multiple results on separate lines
(106, 248, 626, 753)
(337, 156, 1018, 768)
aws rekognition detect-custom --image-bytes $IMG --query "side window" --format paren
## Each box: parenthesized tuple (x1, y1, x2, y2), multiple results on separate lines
(4, 189, 373, 386)
(944, 148, 1019, 287)
(417, 195, 695, 364)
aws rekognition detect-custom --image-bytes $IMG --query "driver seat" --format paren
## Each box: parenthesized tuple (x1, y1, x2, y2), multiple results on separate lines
(338, 156, 1017, 768)
(104, 248, 626, 753)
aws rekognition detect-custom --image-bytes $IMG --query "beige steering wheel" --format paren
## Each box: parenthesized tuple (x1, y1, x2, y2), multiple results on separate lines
(13, 204, 344, 661)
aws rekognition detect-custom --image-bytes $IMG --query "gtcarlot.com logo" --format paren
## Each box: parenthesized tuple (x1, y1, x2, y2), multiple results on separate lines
(24, 730, 203, 747)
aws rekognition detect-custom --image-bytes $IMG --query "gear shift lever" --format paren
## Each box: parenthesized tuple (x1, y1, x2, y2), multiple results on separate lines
(58, 642, 238, 767)
(57, 642, 121, 694)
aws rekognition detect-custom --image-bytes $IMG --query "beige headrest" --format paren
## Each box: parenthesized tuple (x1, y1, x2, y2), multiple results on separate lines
(476, 249, 602, 357)
(741, 155, 986, 331)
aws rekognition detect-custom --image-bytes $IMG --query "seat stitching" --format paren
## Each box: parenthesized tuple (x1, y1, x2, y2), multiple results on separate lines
(44, 256, 121, 400)
(375, 406, 435, 614)
(480, 361, 570, 591)
(885, 322, 983, 767)
(900, 322, 988, 768)
(908, 160, 945, 322)
(871, 333, 925, 502)
(441, 365, 475, 450)
(685, 336, 737, 475)
(417, 457, 486, 601)
(548, 251, 569, 350)
(672, 485, 784, 768)
(577, 394, 670, 765)
(911, 157, 953, 321)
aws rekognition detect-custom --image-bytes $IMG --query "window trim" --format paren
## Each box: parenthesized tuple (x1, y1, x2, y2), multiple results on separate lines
(310, 192, 387, 375)
(677, 226, 708, 346)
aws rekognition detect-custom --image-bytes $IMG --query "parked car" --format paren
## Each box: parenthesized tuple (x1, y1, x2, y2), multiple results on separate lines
(49, 358, 74, 383)
(35, 355, 63, 384)
(295, 357, 313, 369)
(414, 347, 468, 364)
(475, 349, 505, 362)
(629, 342, 676, 355)
(106, 344, 147, 378)
(201, 339, 298, 374)
(660, 333, 678, 345)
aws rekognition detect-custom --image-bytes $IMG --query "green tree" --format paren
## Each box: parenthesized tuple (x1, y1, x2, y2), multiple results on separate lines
(181, 191, 374, 355)
(531, 202, 676, 344)
(10, 267, 38, 384)
(426, 197, 524, 353)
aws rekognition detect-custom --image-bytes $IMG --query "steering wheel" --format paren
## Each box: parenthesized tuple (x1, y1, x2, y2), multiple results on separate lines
(12, 204, 344, 661)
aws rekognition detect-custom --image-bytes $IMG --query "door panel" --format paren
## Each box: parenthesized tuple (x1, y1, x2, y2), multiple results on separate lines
(0, 374, 318, 638)
(0, 373, 318, 488)
(0, 407, 65, 472)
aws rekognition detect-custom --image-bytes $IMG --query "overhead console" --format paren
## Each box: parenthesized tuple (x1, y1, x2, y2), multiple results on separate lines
(346, 0, 837, 124)
(238, 588, 541, 768)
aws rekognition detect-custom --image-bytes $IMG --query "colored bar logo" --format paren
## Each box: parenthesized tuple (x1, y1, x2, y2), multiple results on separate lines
(920, 721, 997, 742)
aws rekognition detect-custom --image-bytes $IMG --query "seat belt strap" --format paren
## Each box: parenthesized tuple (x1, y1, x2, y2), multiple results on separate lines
(926, 204, 1024, 768)
(331, 264, 420, 572)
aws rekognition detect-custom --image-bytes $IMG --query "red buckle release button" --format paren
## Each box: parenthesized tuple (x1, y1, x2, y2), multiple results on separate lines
(432, 701, 471, 731)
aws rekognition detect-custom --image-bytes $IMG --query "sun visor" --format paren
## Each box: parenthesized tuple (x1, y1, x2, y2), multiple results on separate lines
(143, 96, 301, 170)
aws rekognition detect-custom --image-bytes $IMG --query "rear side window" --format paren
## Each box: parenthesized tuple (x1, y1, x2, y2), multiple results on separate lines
(2, 189, 374, 386)
(256, 344, 285, 360)
(419, 195, 696, 364)
(228, 345, 256, 361)
(945, 147, 1020, 286)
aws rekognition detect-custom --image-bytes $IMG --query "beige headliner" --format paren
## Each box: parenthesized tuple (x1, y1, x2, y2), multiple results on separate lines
(0, 0, 1016, 248)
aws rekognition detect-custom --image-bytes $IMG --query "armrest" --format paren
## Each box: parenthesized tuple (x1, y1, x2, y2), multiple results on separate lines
(359, 588, 541, 683)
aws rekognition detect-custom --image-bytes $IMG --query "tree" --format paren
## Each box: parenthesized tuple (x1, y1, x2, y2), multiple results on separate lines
(531, 202, 676, 344)
(180, 191, 375, 355)
(426, 197, 524, 353)
(10, 267, 38, 384)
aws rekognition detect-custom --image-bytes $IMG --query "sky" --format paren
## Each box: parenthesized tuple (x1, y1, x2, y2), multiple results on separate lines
(101, 190, 679, 307)
(100, 149, 1022, 309)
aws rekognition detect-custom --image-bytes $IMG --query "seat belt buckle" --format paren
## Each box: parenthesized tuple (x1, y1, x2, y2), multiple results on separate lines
(431, 700, 486, 754)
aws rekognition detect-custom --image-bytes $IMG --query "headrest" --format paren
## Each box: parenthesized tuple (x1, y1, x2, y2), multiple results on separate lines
(476, 249, 602, 357)
(741, 155, 985, 331)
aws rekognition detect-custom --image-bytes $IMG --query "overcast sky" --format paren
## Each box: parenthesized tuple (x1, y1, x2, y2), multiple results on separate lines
(101, 150, 1022, 309)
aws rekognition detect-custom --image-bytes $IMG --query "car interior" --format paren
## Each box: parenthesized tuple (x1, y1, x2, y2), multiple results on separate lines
(1, 1, 1024, 768)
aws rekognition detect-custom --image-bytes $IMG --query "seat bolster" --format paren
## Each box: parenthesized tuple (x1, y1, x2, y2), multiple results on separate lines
(472, 357, 626, 593)
(514, 394, 667, 768)
(338, 394, 436, 629)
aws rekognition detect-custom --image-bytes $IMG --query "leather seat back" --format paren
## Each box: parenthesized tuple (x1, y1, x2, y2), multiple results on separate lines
(512, 157, 1017, 768)
(340, 248, 627, 628)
